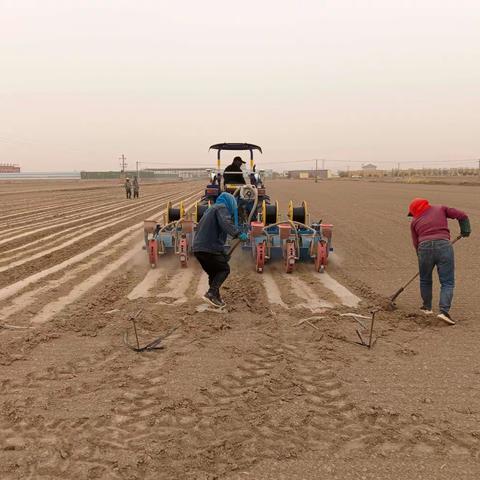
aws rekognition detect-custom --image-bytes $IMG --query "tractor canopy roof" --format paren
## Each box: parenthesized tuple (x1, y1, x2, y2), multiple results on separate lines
(209, 143, 262, 160)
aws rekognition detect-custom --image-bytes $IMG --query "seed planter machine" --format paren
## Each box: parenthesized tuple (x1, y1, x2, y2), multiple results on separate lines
(143, 142, 333, 273)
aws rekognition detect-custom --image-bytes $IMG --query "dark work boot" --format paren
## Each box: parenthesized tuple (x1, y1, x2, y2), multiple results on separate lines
(203, 289, 226, 308)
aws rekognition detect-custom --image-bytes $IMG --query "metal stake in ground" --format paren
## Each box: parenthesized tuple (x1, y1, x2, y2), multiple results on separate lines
(131, 317, 141, 350)
(367, 309, 379, 348)
(346, 310, 378, 349)
(127, 309, 143, 350)
(123, 309, 178, 353)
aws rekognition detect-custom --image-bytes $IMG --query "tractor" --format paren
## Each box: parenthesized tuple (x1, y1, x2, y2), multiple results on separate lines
(143, 142, 333, 272)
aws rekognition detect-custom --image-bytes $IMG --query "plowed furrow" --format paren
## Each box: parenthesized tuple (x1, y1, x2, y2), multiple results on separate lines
(0, 189, 201, 294)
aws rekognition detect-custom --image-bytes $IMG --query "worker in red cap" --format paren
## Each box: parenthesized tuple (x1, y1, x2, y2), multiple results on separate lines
(408, 198, 471, 325)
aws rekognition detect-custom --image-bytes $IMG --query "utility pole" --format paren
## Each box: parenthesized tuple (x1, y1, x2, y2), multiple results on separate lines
(397, 162, 400, 177)
(478, 159, 480, 177)
(322, 159, 325, 170)
(136, 160, 139, 179)
(119, 154, 127, 173)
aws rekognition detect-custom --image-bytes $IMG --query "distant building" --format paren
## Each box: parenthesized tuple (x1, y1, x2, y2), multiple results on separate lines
(260, 169, 274, 179)
(286, 169, 330, 180)
(340, 163, 385, 178)
(144, 168, 207, 179)
(356, 163, 384, 177)
(0, 163, 20, 173)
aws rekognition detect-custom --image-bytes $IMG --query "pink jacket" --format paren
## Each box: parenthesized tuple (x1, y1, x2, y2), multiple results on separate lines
(410, 205, 468, 250)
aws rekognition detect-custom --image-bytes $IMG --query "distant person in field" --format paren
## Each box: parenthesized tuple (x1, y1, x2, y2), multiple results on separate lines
(193, 192, 248, 308)
(124, 177, 132, 199)
(223, 156, 246, 185)
(408, 198, 471, 325)
(133, 176, 139, 198)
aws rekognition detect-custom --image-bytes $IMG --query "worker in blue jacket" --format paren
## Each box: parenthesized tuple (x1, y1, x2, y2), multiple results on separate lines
(193, 192, 248, 307)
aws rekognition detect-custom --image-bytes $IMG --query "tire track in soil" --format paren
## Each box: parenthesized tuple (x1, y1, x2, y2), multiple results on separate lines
(2, 179, 479, 479)
(2, 323, 477, 480)
(1, 261, 478, 479)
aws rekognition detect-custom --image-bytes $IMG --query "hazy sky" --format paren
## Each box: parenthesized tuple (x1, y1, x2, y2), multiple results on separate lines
(1, 0, 480, 172)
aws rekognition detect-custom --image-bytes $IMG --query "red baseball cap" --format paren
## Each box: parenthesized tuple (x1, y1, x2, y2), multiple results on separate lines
(408, 198, 430, 217)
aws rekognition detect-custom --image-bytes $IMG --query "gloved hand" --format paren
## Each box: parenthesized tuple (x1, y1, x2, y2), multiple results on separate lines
(239, 232, 248, 241)
(459, 218, 471, 238)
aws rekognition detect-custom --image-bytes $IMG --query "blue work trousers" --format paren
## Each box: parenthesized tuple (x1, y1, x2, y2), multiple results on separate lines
(417, 239, 455, 313)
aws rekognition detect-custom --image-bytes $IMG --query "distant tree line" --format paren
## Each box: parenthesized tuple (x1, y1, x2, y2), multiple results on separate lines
(338, 167, 479, 178)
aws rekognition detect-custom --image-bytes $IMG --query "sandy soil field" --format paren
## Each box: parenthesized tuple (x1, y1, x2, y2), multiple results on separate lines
(0, 178, 478, 479)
